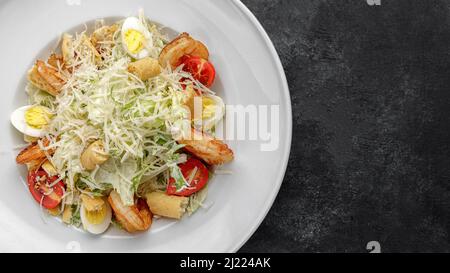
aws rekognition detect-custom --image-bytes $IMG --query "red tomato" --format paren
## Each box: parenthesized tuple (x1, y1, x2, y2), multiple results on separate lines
(180, 55, 216, 88)
(167, 157, 209, 196)
(27, 170, 65, 209)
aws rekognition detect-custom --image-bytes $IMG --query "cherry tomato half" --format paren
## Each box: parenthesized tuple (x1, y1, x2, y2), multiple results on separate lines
(180, 55, 216, 88)
(27, 170, 65, 209)
(167, 157, 209, 197)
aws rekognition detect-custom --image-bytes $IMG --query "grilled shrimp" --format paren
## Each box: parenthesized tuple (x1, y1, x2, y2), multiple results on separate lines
(178, 128, 234, 165)
(159, 32, 209, 69)
(47, 54, 65, 70)
(28, 60, 67, 96)
(16, 139, 53, 165)
(108, 191, 152, 233)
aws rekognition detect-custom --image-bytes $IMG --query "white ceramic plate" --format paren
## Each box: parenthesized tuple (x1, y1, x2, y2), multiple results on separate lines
(0, 0, 291, 252)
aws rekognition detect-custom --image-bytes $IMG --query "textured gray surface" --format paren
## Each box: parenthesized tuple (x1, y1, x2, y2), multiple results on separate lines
(239, 0, 450, 252)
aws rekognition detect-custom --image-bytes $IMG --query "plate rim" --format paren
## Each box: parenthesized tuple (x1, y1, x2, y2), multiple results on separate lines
(229, 0, 292, 252)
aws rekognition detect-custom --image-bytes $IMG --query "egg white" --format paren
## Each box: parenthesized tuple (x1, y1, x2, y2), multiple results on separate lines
(80, 202, 112, 235)
(121, 17, 153, 59)
(10, 105, 47, 138)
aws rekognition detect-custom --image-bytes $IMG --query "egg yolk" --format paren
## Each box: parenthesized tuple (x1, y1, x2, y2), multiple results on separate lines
(202, 97, 217, 119)
(84, 204, 107, 225)
(24, 106, 53, 129)
(124, 29, 145, 54)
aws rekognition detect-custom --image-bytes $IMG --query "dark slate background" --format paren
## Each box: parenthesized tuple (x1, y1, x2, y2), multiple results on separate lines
(239, 0, 450, 253)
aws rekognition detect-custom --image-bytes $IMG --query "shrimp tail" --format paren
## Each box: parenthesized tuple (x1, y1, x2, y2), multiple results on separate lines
(108, 191, 152, 233)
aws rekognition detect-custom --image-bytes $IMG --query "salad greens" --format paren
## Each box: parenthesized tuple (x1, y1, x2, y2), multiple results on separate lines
(30, 17, 194, 207)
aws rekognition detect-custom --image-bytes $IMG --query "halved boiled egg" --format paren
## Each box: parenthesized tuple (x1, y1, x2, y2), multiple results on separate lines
(121, 17, 153, 59)
(199, 95, 225, 131)
(80, 195, 112, 234)
(10, 105, 53, 138)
